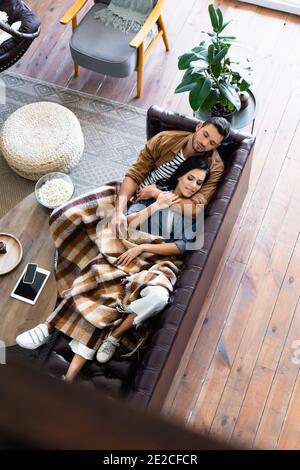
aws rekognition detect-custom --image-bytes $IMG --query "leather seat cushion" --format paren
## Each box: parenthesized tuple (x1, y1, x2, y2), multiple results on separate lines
(46, 333, 139, 397)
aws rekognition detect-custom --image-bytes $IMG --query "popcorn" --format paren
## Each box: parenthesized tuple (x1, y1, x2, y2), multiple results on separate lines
(0, 11, 9, 23)
(38, 178, 73, 207)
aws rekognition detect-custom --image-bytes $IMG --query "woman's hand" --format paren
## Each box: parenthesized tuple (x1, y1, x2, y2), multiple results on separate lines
(116, 245, 144, 267)
(135, 184, 161, 202)
(155, 191, 181, 209)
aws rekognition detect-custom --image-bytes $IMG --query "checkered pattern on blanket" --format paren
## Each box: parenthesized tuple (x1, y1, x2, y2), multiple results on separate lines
(46, 181, 182, 352)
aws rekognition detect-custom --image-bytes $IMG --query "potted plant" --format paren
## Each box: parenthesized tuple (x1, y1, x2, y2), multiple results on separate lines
(175, 3, 252, 121)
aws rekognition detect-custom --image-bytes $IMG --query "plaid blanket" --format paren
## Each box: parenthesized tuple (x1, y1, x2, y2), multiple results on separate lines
(46, 181, 182, 354)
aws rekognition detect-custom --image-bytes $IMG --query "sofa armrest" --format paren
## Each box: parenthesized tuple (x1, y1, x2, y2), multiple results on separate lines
(147, 105, 198, 138)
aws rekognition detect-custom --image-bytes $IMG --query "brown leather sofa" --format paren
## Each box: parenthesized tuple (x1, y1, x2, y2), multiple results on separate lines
(44, 105, 255, 411)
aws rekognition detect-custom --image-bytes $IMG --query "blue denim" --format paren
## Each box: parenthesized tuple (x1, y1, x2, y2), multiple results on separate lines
(127, 183, 196, 255)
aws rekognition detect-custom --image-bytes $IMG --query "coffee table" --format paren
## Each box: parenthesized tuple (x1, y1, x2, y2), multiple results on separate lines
(0, 193, 57, 346)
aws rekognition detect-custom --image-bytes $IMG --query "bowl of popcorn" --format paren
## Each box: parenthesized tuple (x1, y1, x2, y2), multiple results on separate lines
(35, 172, 75, 209)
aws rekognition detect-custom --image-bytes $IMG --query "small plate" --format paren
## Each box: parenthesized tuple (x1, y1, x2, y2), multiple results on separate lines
(0, 233, 23, 275)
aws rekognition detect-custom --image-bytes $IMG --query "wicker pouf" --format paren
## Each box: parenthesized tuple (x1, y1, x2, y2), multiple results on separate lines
(0, 102, 84, 181)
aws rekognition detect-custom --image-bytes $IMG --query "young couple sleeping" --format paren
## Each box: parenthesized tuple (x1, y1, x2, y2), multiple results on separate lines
(16, 156, 210, 382)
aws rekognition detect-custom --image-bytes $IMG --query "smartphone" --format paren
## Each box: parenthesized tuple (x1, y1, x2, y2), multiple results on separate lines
(11, 266, 50, 305)
(23, 263, 38, 284)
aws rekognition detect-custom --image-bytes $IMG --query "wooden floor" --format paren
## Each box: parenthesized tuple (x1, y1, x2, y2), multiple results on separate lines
(11, 0, 300, 449)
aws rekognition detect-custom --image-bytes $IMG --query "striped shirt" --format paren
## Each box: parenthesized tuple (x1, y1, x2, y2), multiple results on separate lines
(138, 150, 185, 189)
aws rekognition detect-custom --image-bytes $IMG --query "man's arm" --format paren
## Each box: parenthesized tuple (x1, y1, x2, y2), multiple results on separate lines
(112, 176, 137, 237)
(115, 176, 138, 213)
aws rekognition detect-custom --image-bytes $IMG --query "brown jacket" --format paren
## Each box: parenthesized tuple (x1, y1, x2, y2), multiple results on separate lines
(125, 130, 224, 206)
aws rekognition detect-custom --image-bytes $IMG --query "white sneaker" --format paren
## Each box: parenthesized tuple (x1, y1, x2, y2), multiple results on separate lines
(16, 323, 50, 350)
(96, 335, 120, 363)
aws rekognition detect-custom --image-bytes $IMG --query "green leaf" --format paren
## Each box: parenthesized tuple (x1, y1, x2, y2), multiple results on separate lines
(208, 4, 219, 32)
(219, 36, 236, 46)
(211, 36, 219, 47)
(207, 44, 215, 64)
(175, 68, 201, 94)
(175, 81, 198, 94)
(175, 67, 203, 94)
(191, 66, 208, 75)
(219, 20, 232, 32)
(240, 80, 250, 92)
(212, 47, 228, 64)
(219, 83, 241, 111)
(178, 53, 199, 70)
(191, 46, 207, 53)
(201, 89, 220, 111)
(178, 52, 208, 70)
(189, 77, 212, 111)
(219, 35, 236, 40)
(193, 49, 209, 61)
(220, 94, 228, 107)
(216, 8, 223, 29)
(230, 63, 251, 83)
(211, 61, 221, 78)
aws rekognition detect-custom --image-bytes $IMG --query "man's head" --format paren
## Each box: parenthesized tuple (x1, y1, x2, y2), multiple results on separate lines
(191, 117, 231, 153)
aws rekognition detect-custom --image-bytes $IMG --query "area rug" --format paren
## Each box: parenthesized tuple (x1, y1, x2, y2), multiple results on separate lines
(0, 72, 147, 217)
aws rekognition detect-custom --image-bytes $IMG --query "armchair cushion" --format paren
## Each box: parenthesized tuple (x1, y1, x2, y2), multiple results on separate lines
(70, 3, 157, 77)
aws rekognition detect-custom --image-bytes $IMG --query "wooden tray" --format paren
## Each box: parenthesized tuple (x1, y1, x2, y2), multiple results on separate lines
(0, 233, 23, 275)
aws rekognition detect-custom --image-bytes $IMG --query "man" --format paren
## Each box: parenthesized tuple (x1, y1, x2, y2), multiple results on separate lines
(112, 116, 231, 236)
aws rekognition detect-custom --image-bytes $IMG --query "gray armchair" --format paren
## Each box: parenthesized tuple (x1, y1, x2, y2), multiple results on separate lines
(60, 0, 170, 97)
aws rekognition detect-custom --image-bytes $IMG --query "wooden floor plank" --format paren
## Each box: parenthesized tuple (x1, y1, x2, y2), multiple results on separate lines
(277, 369, 300, 450)
(205, 154, 300, 443)
(255, 298, 300, 449)
(229, 58, 300, 265)
(165, 258, 246, 423)
(208, 238, 296, 442)
(186, 156, 300, 436)
(232, 242, 300, 448)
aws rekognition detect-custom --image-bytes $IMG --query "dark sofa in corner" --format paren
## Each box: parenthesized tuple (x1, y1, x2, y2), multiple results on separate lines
(44, 106, 255, 411)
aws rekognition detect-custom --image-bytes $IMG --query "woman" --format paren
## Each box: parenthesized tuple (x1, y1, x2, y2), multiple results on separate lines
(16, 157, 210, 382)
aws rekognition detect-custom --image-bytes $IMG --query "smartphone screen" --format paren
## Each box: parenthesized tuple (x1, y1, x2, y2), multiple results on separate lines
(11, 269, 49, 304)
(23, 263, 38, 284)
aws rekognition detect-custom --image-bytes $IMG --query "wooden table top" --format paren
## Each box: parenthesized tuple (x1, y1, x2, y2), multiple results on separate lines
(0, 193, 57, 346)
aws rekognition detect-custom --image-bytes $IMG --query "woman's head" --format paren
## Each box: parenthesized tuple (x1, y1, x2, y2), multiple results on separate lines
(167, 156, 210, 198)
